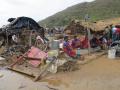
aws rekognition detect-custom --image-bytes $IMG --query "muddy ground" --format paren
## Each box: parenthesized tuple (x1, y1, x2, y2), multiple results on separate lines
(0, 53, 120, 90)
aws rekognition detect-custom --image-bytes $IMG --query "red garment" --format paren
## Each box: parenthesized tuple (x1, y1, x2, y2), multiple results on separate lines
(63, 41, 76, 57)
(81, 36, 88, 48)
(71, 39, 81, 49)
(96, 38, 101, 45)
(116, 28, 120, 34)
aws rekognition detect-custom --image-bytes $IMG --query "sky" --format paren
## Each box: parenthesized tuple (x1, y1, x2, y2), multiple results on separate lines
(0, 0, 94, 26)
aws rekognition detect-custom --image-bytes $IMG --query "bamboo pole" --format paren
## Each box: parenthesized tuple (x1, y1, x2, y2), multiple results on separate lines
(86, 21, 91, 55)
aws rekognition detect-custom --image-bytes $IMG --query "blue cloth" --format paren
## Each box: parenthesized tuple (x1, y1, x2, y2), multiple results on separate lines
(63, 41, 71, 51)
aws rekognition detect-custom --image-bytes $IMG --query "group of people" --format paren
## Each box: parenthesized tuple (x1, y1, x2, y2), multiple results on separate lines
(63, 35, 84, 59)
(62, 24, 120, 58)
(98, 24, 120, 49)
(11, 24, 120, 59)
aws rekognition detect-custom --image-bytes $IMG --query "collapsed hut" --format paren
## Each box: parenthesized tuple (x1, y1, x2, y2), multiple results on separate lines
(0, 17, 45, 46)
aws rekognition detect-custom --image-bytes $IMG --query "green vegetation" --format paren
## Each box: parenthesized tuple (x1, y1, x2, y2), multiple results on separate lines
(39, 0, 120, 27)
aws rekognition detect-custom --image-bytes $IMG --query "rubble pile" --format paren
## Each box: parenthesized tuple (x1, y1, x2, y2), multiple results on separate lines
(57, 61, 79, 72)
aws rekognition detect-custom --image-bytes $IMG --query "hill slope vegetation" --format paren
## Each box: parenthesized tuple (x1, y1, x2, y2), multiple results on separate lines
(39, 0, 120, 27)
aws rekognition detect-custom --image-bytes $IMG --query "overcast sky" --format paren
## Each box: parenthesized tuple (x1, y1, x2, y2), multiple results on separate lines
(0, 0, 94, 26)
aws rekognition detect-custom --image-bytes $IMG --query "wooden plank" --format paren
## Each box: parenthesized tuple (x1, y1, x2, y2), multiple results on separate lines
(8, 62, 44, 77)
(34, 57, 56, 81)
(24, 57, 41, 60)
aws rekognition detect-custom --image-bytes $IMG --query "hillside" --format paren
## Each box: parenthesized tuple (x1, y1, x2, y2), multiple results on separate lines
(39, 0, 120, 27)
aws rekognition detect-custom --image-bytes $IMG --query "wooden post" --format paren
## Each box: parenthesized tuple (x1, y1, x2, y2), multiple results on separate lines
(84, 14, 91, 55)
(29, 31, 32, 46)
(6, 29, 9, 48)
(87, 27, 91, 55)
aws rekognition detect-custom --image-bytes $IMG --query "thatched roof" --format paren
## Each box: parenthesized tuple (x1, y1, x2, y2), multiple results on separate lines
(82, 17, 120, 31)
(64, 20, 86, 35)
(64, 18, 120, 36)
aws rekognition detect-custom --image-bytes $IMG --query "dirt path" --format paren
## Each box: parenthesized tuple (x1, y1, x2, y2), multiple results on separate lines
(0, 69, 51, 90)
(43, 55, 120, 90)
(0, 55, 120, 90)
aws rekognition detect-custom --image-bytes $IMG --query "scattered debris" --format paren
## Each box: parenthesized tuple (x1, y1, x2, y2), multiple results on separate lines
(57, 61, 79, 72)
(0, 16, 119, 85)
(0, 16, 45, 47)
(34, 56, 57, 81)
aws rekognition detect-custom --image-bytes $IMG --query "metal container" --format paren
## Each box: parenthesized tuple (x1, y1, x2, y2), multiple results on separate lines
(51, 40, 60, 50)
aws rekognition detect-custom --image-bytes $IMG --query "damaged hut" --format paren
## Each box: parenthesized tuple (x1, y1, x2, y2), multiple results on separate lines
(64, 20, 87, 35)
(0, 16, 45, 46)
(64, 20, 109, 36)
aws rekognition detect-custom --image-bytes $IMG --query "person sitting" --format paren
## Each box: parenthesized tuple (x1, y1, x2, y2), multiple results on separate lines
(71, 35, 81, 49)
(12, 34, 18, 45)
(90, 35, 100, 48)
(63, 36, 76, 58)
(35, 35, 46, 50)
(63, 36, 84, 60)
